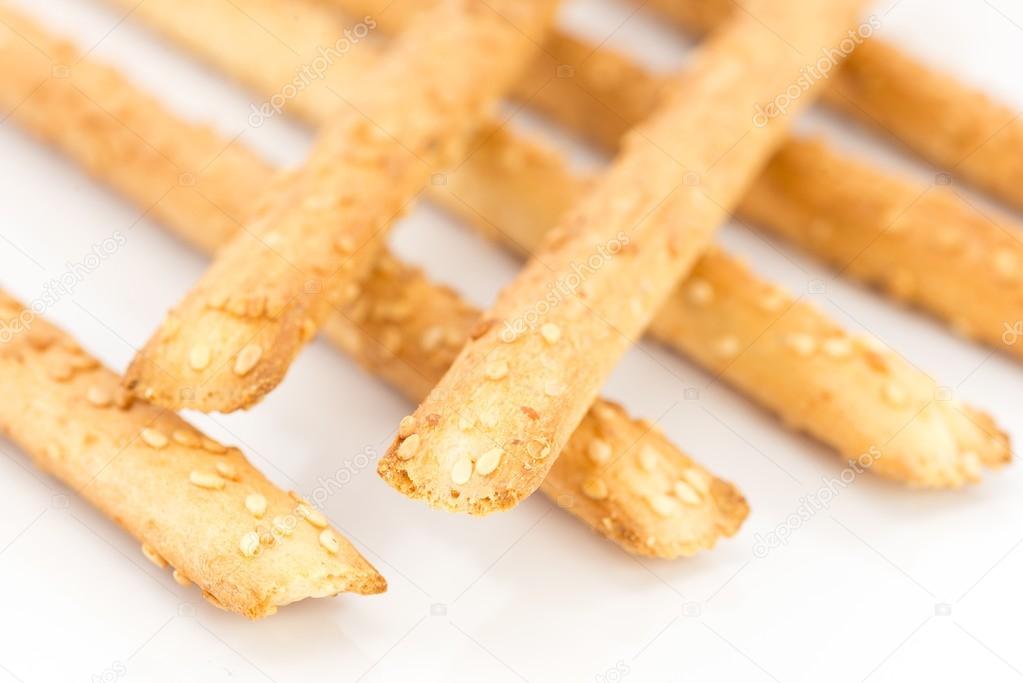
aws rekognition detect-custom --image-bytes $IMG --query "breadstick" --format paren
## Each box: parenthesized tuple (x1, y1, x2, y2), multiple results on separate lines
(0, 9, 746, 557)
(381, 1, 871, 514)
(438, 126, 1011, 487)
(123, 0, 559, 413)
(0, 293, 384, 619)
(52, 1, 1011, 485)
(741, 137, 1023, 360)
(642, 0, 1023, 212)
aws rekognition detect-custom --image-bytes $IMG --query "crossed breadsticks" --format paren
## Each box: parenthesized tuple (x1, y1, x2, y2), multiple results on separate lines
(0, 0, 1016, 619)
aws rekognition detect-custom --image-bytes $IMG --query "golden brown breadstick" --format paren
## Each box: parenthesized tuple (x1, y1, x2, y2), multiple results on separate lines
(740, 137, 1023, 361)
(642, 0, 1023, 212)
(382, 1, 871, 514)
(65, 0, 1011, 485)
(0, 8, 746, 557)
(124, 0, 559, 413)
(437, 127, 1010, 488)
(0, 293, 384, 619)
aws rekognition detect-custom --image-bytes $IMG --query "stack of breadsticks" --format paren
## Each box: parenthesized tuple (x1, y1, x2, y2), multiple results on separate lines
(0, 0, 1015, 620)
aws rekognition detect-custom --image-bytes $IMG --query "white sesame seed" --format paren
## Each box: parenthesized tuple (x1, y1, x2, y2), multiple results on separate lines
(171, 429, 200, 448)
(785, 333, 817, 357)
(189, 344, 211, 371)
(172, 569, 191, 586)
(233, 344, 263, 376)
(397, 433, 421, 460)
(141, 543, 166, 568)
(638, 446, 659, 472)
(86, 385, 112, 408)
(420, 325, 445, 351)
(648, 494, 678, 518)
(245, 493, 267, 518)
(822, 337, 853, 359)
(485, 360, 509, 380)
(458, 414, 476, 431)
(239, 531, 261, 558)
(687, 279, 715, 306)
(673, 480, 703, 505)
(714, 335, 741, 359)
(581, 477, 609, 500)
(319, 529, 340, 554)
(141, 428, 169, 449)
(216, 462, 239, 481)
(680, 468, 710, 496)
(759, 291, 787, 312)
(588, 438, 612, 464)
(398, 415, 417, 439)
(527, 438, 552, 460)
(296, 503, 328, 528)
(476, 448, 503, 476)
(480, 409, 500, 428)
(189, 470, 225, 490)
(994, 248, 1019, 280)
(451, 457, 473, 485)
(272, 515, 295, 537)
(540, 323, 562, 345)
(883, 382, 909, 408)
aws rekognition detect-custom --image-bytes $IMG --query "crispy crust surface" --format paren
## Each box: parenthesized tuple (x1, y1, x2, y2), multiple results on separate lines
(0, 293, 384, 619)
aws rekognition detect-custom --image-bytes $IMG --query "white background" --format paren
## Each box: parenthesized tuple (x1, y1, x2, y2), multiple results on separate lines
(2, 0, 1022, 681)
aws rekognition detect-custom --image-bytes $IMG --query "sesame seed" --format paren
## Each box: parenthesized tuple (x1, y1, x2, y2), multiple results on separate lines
(673, 480, 703, 505)
(485, 360, 509, 380)
(480, 409, 500, 428)
(296, 503, 328, 528)
(189, 344, 211, 371)
(994, 248, 1019, 280)
(49, 363, 73, 382)
(451, 457, 473, 485)
(239, 531, 261, 558)
(759, 291, 787, 312)
(141, 428, 169, 449)
(544, 380, 566, 397)
(588, 438, 612, 464)
(785, 333, 817, 357)
(458, 414, 476, 431)
(172, 569, 191, 586)
(171, 429, 200, 448)
(216, 462, 239, 481)
(687, 279, 715, 306)
(581, 477, 609, 500)
(527, 438, 552, 460)
(883, 382, 909, 408)
(680, 468, 710, 496)
(638, 446, 658, 472)
(398, 415, 417, 439)
(245, 493, 267, 518)
(822, 337, 853, 359)
(540, 323, 561, 345)
(201, 437, 227, 454)
(257, 525, 275, 546)
(476, 448, 503, 476)
(233, 344, 262, 376)
(141, 543, 166, 568)
(397, 433, 421, 460)
(319, 529, 340, 554)
(648, 494, 678, 518)
(189, 470, 225, 490)
(86, 385, 112, 408)
(420, 325, 445, 351)
(714, 335, 741, 359)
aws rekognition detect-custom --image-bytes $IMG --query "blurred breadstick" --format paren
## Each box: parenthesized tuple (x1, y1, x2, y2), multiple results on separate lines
(21, 2, 1008, 486)
(381, 1, 870, 514)
(123, 0, 559, 412)
(642, 0, 1023, 212)
(741, 137, 1023, 360)
(0, 293, 384, 619)
(0, 8, 745, 557)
